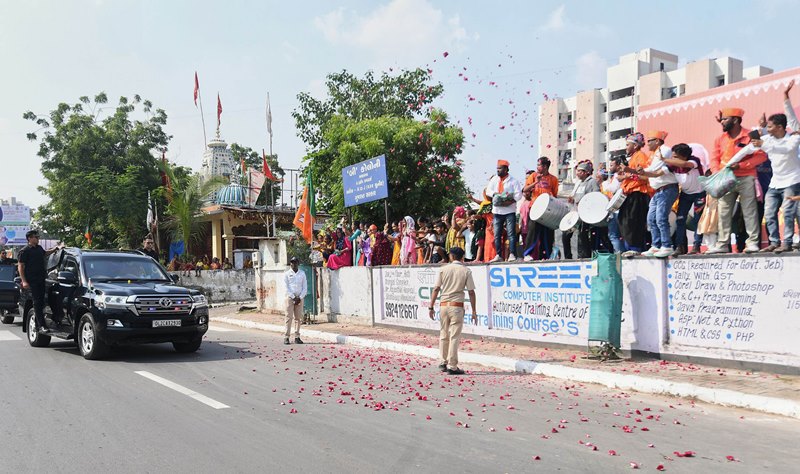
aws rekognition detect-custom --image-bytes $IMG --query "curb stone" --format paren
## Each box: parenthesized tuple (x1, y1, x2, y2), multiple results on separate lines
(211, 316, 800, 420)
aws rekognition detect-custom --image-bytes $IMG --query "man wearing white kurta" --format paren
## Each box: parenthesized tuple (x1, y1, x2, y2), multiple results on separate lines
(283, 257, 307, 344)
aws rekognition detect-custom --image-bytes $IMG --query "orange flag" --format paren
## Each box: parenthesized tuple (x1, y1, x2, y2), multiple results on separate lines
(292, 170, 315, 243)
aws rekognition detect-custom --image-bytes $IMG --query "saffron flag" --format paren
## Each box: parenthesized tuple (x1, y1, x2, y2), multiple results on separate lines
(241, 157, 246, 176)
(193, 72, 199, 107)
(161, 153, 173, 201)
(262, 149, 278, 181)
(217, 93, 222, 127)
(84, 225, 92, 246)
(293, 169, 316, 243)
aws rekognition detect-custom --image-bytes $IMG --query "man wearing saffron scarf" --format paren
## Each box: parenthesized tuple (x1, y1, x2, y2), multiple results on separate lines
(484, 159, 523, 262)
(619, 133, 653, 257)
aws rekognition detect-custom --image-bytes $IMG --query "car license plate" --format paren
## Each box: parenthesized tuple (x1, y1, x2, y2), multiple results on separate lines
(152, 319, 181, 328)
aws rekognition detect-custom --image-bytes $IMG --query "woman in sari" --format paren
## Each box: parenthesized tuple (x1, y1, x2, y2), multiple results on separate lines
(445, 206, 467, 252)
(389, 221, 402, 265)
(327, 227, 353, 270)
(350, 221, 364, 266)
(400, 216, 417, 265)
(370, 224, 393, 266)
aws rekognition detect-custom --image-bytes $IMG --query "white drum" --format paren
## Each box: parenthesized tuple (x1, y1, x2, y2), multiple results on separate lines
(578, 192, 610, 227)
(606, 188, 627, 213)
(559, 211, 581, 233)
(529, 194, 571, 230)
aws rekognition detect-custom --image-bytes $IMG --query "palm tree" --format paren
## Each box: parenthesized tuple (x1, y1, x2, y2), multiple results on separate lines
(158, 160, 226, 248)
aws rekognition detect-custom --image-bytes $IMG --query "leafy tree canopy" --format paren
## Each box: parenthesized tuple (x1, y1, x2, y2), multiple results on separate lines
(294, 69, 467, 223)
(25, 93, 170, 248)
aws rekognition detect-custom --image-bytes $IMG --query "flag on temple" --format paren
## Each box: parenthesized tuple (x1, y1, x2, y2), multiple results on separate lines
(293, 169, 316, 243)
(193, 72, 199, 107)
(84, 224, 92, 246)
(247, 168, 266, 206)
(146, 191, 154, 231)
(262, 149, 278, 181)
(217, 93, 222, 127)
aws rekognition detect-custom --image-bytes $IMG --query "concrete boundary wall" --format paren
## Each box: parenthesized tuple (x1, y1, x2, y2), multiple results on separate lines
(254, 254, 800, 370)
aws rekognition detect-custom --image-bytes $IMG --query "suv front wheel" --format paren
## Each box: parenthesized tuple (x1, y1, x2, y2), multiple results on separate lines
(172, 336, 202, 353)
(78, 314, 108, 360)
(26, 307, 51, 347)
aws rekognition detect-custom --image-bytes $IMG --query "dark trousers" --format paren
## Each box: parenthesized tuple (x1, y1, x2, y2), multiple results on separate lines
(619, 191, 651, 251)
(30, 282, 46, 328)
(675, 191, 705, 250)
(578, 223, 613, 258)
(524, 221, 554, 260)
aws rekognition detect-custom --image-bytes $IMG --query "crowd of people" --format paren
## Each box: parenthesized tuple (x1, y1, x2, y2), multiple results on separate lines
(317, 81, 800, 268)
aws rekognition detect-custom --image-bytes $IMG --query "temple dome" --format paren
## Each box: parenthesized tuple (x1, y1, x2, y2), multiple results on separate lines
(215, 182, 247, 206)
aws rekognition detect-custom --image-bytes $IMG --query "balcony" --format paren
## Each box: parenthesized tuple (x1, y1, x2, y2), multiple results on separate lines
(608, 116, 633, 132)
(607, 137, 628, 153)
(608, 95, 634, 111)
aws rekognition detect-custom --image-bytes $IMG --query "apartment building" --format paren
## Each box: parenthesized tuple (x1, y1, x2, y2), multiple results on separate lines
(539, 48, 773, 183)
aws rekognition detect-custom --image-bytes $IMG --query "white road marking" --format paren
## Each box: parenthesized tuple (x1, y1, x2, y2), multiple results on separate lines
(0, 330, 21, 341)
(208, 325, 235, 332)
(135, 370, 230, 409)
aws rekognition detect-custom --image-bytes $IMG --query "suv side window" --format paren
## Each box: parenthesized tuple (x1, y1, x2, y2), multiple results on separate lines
(61, 258, 79, 280)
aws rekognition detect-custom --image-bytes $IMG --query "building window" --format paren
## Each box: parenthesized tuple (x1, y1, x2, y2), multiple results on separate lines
(717, 75, 725, 87)
(660, 62, 664, 71)
(662, 87, 677, 100)
(679, 84, 686, 96)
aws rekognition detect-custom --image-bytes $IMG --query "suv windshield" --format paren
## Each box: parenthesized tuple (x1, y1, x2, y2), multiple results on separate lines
(83, 255, 170, 282)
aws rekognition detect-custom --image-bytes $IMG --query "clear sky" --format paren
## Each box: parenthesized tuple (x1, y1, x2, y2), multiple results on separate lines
(2, 0, 799, 210)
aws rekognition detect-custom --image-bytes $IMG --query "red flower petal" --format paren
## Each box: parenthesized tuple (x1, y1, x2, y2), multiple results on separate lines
(608, 450, 618, 456)
(656, 465, 665, 471)
(532, 455, 541, 461)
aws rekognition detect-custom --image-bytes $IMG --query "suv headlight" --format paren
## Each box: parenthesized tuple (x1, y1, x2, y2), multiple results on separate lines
(94, 294, 133, 310)
(192, 294, 208, 307)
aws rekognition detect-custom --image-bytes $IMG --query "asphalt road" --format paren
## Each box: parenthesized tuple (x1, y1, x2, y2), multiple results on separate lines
(1, 318, 798, 473)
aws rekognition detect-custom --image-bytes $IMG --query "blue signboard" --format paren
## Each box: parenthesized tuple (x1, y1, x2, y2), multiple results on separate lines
(342, 155, 389, 207)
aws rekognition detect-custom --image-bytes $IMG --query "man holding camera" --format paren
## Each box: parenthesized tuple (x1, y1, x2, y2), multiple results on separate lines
(484, 159, 523, 262)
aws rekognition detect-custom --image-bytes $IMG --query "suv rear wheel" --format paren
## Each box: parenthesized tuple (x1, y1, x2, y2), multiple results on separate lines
(1, 312, 14, 324)
(78, 314, 108, 360)
(172, 336, 202, 353)
(26, 307, 51, 347)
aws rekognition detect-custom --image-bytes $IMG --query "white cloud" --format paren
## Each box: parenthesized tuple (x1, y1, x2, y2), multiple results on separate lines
(313, 0, 472, 65)
(537, 4, 610, 37)
(542, 5, 566, 31)
(575, 51, 607, 90)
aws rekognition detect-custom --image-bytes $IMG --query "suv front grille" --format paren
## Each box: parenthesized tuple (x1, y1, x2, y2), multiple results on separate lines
(133, 296, 192, 316)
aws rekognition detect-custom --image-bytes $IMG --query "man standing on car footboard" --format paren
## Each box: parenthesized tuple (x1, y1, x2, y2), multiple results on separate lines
(18, 230, 62, 333)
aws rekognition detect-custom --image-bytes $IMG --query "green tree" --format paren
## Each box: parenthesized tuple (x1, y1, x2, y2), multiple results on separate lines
(25, 93, 170, 248)
(293, 68, 443, 151)
(293, 69, 466, 223)
(229, 143, 285, 206)
(306, 109, 467, 223)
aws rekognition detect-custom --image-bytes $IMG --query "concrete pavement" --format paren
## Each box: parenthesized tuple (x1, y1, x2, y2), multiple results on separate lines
(210, 304, 800, 420)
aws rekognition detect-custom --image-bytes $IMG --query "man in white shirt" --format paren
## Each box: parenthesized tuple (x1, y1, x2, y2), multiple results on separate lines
(628, 130, 679, 258)
(484, 159, 523, 262)
(664, 143, 706, 255)
(601, 157, 625, 253)
(726, 93, 800, 253)
(283, 256, 307, 344)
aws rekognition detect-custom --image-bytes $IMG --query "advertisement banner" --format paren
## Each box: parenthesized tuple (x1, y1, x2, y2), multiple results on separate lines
(377, 261, 594, 345)
(665, 256, 800, 354)
(342, 155, 389, 207)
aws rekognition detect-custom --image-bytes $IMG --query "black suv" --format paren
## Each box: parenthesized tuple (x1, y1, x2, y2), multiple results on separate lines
(0, 263, 20, 324)
(19, 248, 209, 359)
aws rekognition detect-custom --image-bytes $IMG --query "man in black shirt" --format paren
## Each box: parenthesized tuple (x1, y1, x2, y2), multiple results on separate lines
(138, 235, 159, 261)
(17, 230, 62, 332)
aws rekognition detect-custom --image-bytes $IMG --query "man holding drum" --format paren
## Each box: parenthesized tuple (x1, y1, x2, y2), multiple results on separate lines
(485, 159, 523, 262)
(619, 132, 653, 257)
(522, 157, 560, 261)
(565, 161, 612, 258)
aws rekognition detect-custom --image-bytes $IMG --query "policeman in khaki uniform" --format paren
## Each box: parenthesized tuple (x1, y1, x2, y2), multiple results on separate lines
(429, 247, 477, 375)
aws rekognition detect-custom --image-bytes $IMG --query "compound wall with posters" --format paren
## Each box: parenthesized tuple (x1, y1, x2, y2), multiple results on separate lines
(374, 259, 664, 352)
(371, 255, 800, 369)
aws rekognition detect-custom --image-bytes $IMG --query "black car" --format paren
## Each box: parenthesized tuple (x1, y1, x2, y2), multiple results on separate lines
(0, 264, 20, 324)
(19, 248, 209, 359)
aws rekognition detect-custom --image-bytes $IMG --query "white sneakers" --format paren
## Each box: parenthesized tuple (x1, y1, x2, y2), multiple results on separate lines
(641, 248, 658, 257)
(507, 256, 519, 262)
(489, 255, 502, 263)
(523, 255, 534, 262)
(654, 247, 674, 258)
(621, 250, 639, 258)
(744, 245, 761, 254)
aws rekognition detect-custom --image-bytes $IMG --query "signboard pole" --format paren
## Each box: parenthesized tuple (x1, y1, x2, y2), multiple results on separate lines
(383, 200, 389, 225)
